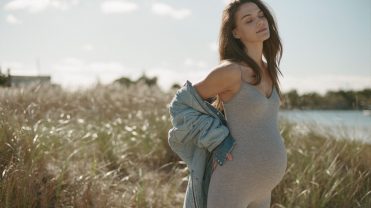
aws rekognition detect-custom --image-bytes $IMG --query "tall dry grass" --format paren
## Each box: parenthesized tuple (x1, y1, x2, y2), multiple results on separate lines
(0, 82, 370, 208)
(272, 120, 371, 208)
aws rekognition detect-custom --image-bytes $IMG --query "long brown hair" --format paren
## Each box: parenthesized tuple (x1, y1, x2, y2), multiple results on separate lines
(212, 0, 283, 113)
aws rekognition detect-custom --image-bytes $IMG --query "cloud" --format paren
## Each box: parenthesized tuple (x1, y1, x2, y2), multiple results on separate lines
(50, 58, 144, 90)
(222, 0, 232, 5)
(1, 62, 27, 74)
(101, 0, 139, 14)
(3, 0, 79, 13)
(82, 44, 94, 51)
(209, 42, 218, 52)
(184, 58, 208, 68)
(1, 58, 140, 90)
(151, 3, 191, 20)
(145, 66, 208, 92)
(6, 14, 22, 24)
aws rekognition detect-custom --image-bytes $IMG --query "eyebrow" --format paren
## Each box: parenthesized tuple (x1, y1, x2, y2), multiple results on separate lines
(241, 9, 263, 20)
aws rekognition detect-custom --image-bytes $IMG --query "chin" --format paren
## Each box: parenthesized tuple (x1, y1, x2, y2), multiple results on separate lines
(260, 33, 270, 41)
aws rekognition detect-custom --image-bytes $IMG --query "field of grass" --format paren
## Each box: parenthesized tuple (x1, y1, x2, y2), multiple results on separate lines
(0, 82, 370, 208)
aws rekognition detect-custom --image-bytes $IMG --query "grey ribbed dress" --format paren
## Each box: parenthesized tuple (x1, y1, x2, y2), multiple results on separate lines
(207, 71, 288, 208)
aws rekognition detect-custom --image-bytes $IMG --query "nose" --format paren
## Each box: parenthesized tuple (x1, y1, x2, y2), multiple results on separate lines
(257, 19, 264, 27)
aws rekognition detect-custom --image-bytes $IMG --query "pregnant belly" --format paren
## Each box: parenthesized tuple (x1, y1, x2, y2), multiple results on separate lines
(232, 130, 288, 185)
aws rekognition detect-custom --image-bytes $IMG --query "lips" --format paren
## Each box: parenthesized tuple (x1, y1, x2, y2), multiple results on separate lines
(257, 28, 267, 33)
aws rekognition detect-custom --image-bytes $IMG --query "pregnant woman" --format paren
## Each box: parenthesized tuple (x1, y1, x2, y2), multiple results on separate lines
(194, 0, 287, 207)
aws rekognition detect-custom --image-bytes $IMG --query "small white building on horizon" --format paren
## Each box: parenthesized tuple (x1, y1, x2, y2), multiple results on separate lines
(9, 75, 52, 87)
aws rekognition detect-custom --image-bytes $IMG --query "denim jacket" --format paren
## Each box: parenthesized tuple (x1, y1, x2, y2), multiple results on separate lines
(168, 80, 236, 208)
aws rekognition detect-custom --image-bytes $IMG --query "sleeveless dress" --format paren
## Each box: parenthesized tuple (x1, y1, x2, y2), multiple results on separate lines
(207, 71, 288, 208)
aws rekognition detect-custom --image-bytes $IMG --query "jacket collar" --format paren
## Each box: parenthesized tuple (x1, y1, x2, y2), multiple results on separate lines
(183, 80, 227, 124)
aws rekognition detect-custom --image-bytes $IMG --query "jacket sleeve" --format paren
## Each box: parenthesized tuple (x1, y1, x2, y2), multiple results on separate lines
(169, 104, 230, 152)
(211, 133, 236, 166)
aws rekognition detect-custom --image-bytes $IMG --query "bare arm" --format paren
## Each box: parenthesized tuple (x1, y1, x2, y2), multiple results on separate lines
(193, 63, 241, 100)
(193, 62, 241, 171)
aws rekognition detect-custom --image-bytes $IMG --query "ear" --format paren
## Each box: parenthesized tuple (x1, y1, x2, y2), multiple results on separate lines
(232, 29, 240, 39)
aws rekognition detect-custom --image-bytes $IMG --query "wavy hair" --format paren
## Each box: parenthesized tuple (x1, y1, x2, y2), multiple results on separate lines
(212, 0, 283, 113)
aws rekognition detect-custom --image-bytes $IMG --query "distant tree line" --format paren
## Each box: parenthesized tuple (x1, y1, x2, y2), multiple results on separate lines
(281, 89, 371, 110)
(4, 69, 369, 110)
(0, 68, 10, 87)
(114, 73, 158, 87)
(169, 80, 370, 110)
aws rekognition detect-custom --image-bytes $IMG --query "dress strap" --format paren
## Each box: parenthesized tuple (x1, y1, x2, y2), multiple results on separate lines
(237, 63, 247, 83)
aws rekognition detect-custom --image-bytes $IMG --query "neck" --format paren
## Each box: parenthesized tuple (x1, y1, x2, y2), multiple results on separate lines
(243, 42, 265, 69)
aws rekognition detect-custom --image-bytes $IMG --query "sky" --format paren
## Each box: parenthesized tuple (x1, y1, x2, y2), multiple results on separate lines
(0, 0, 370, 94)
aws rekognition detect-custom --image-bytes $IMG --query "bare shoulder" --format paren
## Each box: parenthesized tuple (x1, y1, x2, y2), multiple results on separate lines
(215, 60, 242, 76)
(193, 60, 242, 100)
(221, 59, 255, 76)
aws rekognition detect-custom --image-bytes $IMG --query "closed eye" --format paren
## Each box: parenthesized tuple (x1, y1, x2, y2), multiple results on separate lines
(243, 11, 265, 23)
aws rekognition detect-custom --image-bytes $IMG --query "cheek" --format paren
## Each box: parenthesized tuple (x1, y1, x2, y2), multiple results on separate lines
(242, 26, 258, 40)
(241, 25, 256, 35)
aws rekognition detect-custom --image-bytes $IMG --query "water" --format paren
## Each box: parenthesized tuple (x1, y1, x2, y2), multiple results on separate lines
(279, 110, 371, 144)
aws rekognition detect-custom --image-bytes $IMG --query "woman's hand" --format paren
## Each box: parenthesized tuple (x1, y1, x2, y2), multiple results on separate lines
(212, 152, 233, 172)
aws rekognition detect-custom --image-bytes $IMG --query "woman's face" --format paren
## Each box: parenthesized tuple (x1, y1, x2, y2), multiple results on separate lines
(232, 2, 270, 44)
